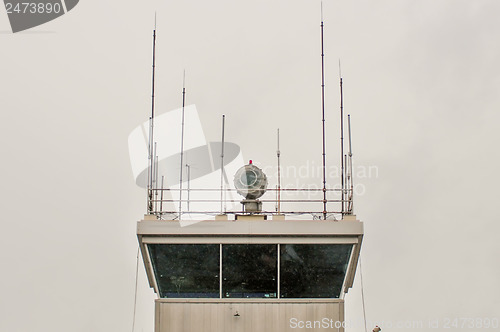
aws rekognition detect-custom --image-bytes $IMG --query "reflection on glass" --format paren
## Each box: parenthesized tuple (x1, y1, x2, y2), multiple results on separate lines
(280, 244, 352, 298)
(148, 244, 220, 298)
(242, 170, 257, 186)
(222, 244, 277, 298)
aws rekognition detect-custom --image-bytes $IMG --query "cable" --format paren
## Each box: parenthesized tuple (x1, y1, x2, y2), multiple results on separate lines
(360, 257, 368, 332)
(132, 246, 140, 332)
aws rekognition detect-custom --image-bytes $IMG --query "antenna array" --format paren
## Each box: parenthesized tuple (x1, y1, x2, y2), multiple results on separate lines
(143, 6, 356, 219)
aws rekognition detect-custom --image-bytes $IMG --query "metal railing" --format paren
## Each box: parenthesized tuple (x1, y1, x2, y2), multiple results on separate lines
(146, 187, 354, 220)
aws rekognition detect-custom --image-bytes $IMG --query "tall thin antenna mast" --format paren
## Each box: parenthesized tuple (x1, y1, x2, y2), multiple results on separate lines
(220, 115, 225, 215)
(277, 128, 281, 214)
(339, 60, 345, 217)
(347, 114, 354, 214)
(178, 71, 186, 219)
(147, 23, 157, 214)
(320, 2, 328, 220)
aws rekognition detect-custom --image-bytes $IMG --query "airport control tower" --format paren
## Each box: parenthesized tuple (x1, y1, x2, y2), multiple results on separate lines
(134, 13, 364, 331)
(136, 162, 363, 332)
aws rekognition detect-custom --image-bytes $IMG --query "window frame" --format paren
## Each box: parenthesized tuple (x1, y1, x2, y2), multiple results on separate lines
(146, 238, 358, 300)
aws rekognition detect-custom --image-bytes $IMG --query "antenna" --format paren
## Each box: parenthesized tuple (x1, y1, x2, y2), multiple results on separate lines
(340, 64, 345, 217)
(344, 153, 347, 214)
(347, 114, 354, 214)
(277, 128, 281, 214)
(185, 164, 191, 211)
(320, 3, 327, 220)
(321, 0, 323, 21)
(275, 185, 278, 212)
(154, 142, 158, 212)
(147, 116, 152, 212)
(178, 71, 186, 219)
(147, 25, 157, 214)
(220, 115, 225, 215)
(159, 175, 164, 219)
(348, 115, 352, 157)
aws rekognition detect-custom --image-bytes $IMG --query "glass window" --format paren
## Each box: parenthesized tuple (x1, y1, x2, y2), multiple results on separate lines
(222, 244, 277, 298)
(280, 244, 352, 298)
(148, 244, 220, 298)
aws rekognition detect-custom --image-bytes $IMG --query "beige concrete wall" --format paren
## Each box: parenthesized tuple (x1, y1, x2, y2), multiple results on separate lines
(155, 300, 344, 332)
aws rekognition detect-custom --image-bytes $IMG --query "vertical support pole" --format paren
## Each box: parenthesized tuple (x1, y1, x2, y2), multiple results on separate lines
(219, 244, 223, 299)
(277, 244, 281, 298)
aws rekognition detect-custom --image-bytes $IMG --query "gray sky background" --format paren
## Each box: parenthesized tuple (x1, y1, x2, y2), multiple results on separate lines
(1, 0, 499, 331)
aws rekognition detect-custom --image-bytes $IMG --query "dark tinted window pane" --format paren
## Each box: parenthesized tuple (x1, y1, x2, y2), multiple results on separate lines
(223, 244, 277, 298)
(148, 244, 220, 298)
(280, 244, 352, 298)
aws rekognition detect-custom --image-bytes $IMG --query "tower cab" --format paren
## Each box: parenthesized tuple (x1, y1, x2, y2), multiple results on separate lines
(137, 214, 363, 332)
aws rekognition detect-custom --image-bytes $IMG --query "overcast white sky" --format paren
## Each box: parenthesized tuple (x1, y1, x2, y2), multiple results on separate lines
(1, 1, 499, 331)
